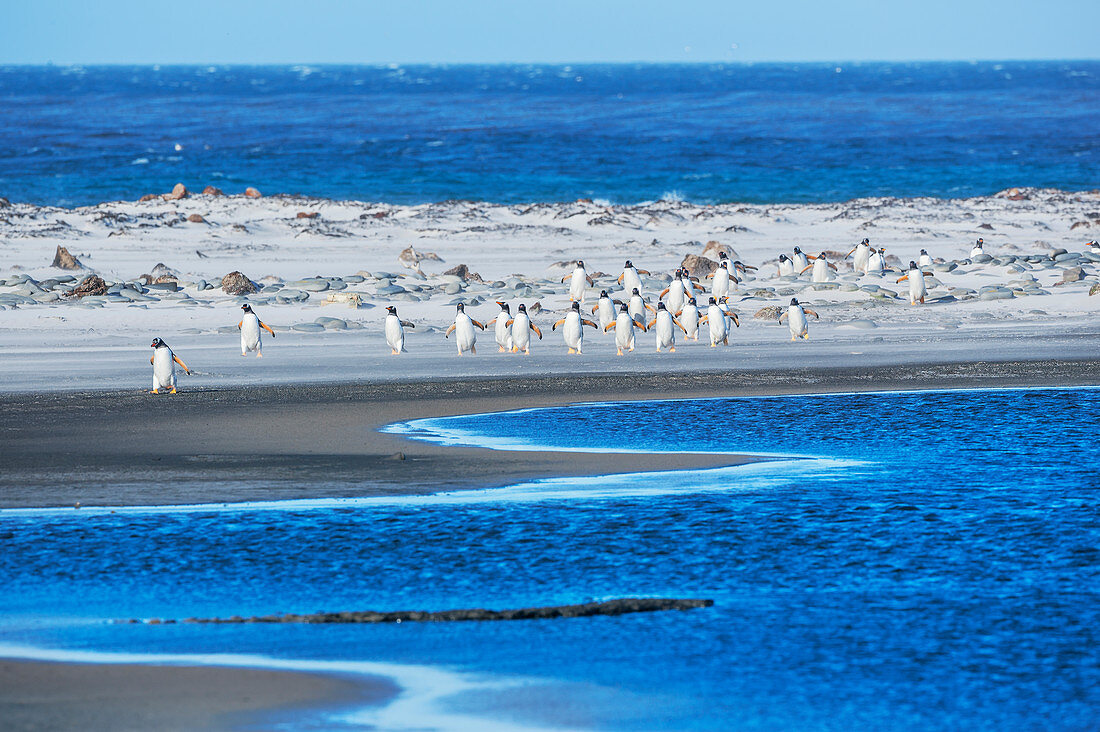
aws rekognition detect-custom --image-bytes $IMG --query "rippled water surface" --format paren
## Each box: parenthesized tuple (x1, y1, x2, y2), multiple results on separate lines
(2, 63, 1098, 206)
(1, 388, 1098, 730)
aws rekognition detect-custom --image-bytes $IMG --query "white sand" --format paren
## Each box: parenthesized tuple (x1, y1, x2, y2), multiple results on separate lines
(0, 188, 1097, 392)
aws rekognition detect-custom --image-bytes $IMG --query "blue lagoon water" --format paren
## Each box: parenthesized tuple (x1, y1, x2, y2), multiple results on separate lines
(2, 62, 1098, 207)
(1, 387, 1098, 729)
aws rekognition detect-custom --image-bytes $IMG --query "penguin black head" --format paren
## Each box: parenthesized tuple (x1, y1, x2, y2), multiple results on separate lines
(456, 303, 465, 312)
(688, 297, 697, 305)
(241, 304, 253, 313)
(909, 260, 918, 269)
(718, 251, 729, 260)
(976, 238, 984, 246)
(708, 296, 716, 305)
(793, 246, 803, 254)
(577, 260, 584, 268)
(599, 290, 609, 299)
(719, 260, 728, 269)
(496, 301, 510, 312)
(779, 254, 789, 262)
(862, 238, 870, 245)
(518, 303, 527, 313)
(625, 260, 633, 268)
(657, 301, 667, 310)
(619, 302, 629, 312)
(632, 287, 640, 296)
(571, 301, 580, 311)
(151, 337, 165, 348)
(790, 298, 800, 306)
(920, 249, 928, 255)
(386, 305, 397, 315)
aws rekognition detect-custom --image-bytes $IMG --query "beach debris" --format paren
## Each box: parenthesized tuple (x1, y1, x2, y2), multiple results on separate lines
(325, 292, 362, 308)
(754, 305, 783, 319)
(140, 598, 714, 625)
(442, 263, 483, 282)
(1069, 221, 1092, 230)
(163, 183, 188, 201)
(186, 213, 206, 224)
(681, 253, 719, 277)
(64, 274, 108, 298)
(220, 270, 258, 295)
(50, 245, 82, 270)
(138, 193, 159, 202)
(201, 185, 223, 196)
(388, 452, 406, 461)
(1056, 266, 1085, 284)
(244, 187, 262, 198)
(195, 250, 209, 259)
(1090, 282, 1100, 296)
(528, 301, 542, 315)
(296, 211, 319, 219)
(398, 245, 443, 274)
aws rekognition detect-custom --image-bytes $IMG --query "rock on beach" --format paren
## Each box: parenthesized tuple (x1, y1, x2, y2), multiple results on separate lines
(221, 271, 258, 295)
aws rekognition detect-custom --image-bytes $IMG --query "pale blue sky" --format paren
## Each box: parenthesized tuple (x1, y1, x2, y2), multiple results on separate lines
(4, 0, 1098, 64)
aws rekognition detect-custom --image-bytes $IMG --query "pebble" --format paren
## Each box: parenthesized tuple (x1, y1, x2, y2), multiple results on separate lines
(286, 279, 329, 292)
(292, 323, 326, 333)
(979, 288, 1014, 301)
(276, 290, 309, 303)
(314, 317, 347, 330)
(376, 284, 405, 295)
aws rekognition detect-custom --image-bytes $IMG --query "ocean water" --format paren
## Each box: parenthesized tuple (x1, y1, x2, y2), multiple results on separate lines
(1, 62, 1098, 207)
(1, 387, 1098, 730)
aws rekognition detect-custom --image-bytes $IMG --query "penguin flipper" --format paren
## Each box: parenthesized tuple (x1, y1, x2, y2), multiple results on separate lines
(472, 319, 487, 330)
(778, 312, 788, 322)
(531, 325, 543, 340)
(590, 304, 599, 314)
(896, 275, 908, 283)
(172, 355, 191, 375)
(674, 318, 687, 334)
(582, 319, 598, 329)
(505, 319, 514, 327)
(261, 321, 276, 337)
(445, 324, 456, 338)
(486, 317, 497, 326)
(401, 320, 416, 328)
(552, 319, 566, 331)
(149, 356, 154, 365)
(604, 323, 616, 333)
(804, 309, 820, 320)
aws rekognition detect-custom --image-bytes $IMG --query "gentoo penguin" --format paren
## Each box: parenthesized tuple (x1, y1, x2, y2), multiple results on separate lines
(561, 260, 595, 303)
(486, 301, 513, 352)
(591, 290, 616, 333)
(847, 238, 871, 273)
(1087, 240, 1100, 254)
(801, 253, 838, 283)
(627, 287, 654, 325)
(779, 298, 819, 341)
(648, 301, 686, 353)
(707, 260, 738, 299)
(970, 238, 985, 259)
(444, 303, 485, 355)
(680, 267, 703, 297)
(778, 254, 795, 276)
(718, 296, 742, 329)
(617, 260, 649, 296)
(660, 267, 689, 315)
(896, 261, 934, 305)
(238, 303, 275, 357)
(506, 303, 543, 355)
(149, 338, 191, 394)
(384, 305, 408, 354)
(731, 260, 757, 279)
(866, 247, 887, 274)
(919, 249, 934, 268)
(605, 302, 646, 355)
(792, 247, 810, 271)
(678, 296, 702, 341)
(552, 301, 598, 354)
(699, 296, 729, 347)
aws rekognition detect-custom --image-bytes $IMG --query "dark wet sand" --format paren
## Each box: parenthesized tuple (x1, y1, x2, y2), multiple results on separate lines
(2, 358, 1097, 508)
(0, 659, 397, 731)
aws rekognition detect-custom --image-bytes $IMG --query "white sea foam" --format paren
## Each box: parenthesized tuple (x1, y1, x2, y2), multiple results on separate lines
(0, 643, 577, 732)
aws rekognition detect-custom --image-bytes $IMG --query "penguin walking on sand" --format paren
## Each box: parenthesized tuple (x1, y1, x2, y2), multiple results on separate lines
(792, 247, 810, 271)
(707, 260, 738, 299)
(238, 303, 275, 357)
(627, 287, 655, 325)
(591, 290, 616, 333)
(384, 305, 409, 354)
(680, 268, 703, 299)
(897, 261, 934, 305)
(660, 268, 689, 315)
(801, 253, 838, 283)
(618, 260, 650, 296)
(779, 298, 819, 341)
(970, 238, 985, 259)
(487, 302, 514, 352)
(847, 238, 871, 273)
(865, 247, 887, 274)
(731, 260, 757, 279)
(1087, 240, 1099, 254)
(149, 338, 191, 394)
(648, 301, 686, 353)
(777, 254, 795, 277)
(445, 303, 485, 355)
(699, 296, 730, 347)
(678, 297, 702, 341)
(507, 303, 542, 354)
(919, 249, 934, 268)
(562, 260, 595, 303)
(605, 302, 646, 355)
(553, 301, 599, 354)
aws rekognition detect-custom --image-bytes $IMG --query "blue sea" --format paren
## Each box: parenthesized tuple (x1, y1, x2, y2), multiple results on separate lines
(1, 62, 1098, 207)
(1, 387, 1098, 729)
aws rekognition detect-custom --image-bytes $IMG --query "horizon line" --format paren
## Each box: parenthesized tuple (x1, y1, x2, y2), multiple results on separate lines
(3, 58, 1099, 68)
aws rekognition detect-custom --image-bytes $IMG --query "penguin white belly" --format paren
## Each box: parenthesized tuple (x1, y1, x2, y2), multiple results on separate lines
(681, 308, 699, 339)
(789, 308, 808, 338)
(153, 349, 175, 389)
(563, 314, 584, 352)
(615, 315, 635, 351)
(598, 301, 615, 331)
(970, 247, 983, 258)
(708, 306, 727, 345)
(628, 300, 645, 325)
(655, 313, 675, 350)
(569, 271, 586, 302)
(494, 318, 512, 350)
(811, 259, 832, 283)
(241, 314, 261, 353)
(919, 254, 933, 268)
(624, 272, 642, 294)
(666, 283, 685, 314)
(513, 314, 531, 351)
(793, 253, 808, 270)
(778, 260, 794, 276)
(909, 274, 927, 304)
(385, 315, 404, 352)
(456, 317, 477, 353)
(711, 269, 729, 299)
(867, 255, 885, 274)
(853, 246, 869, 272)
